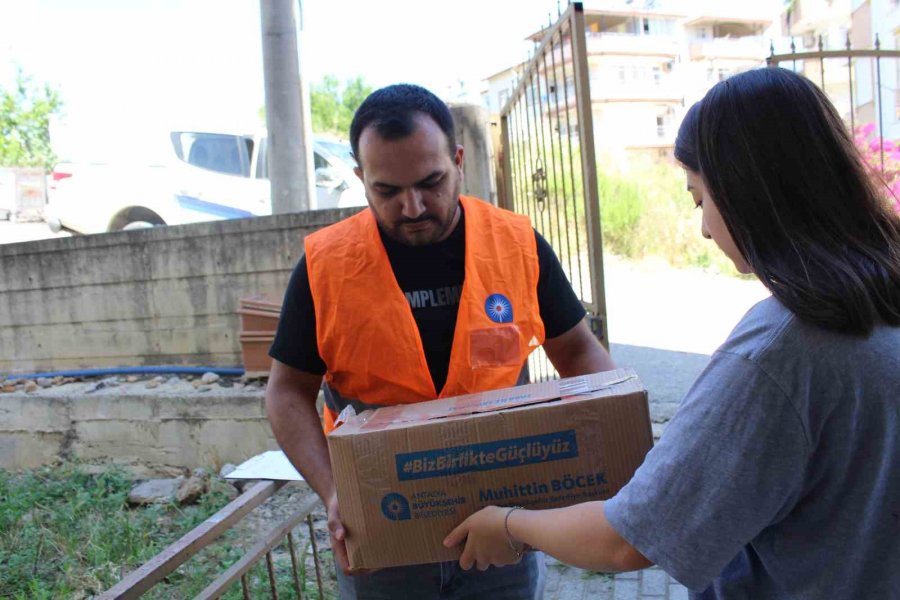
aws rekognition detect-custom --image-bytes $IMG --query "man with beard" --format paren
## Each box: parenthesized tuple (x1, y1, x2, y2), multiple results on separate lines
(265, 83, 615, 599)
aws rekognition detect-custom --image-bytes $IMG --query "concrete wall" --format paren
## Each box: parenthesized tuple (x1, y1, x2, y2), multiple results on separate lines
(0, 388, 275, 476)
(0, 209, 359, 374)
(450, 104, 496, 205)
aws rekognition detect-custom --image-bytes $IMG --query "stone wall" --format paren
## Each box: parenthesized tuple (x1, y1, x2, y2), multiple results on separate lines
(0, 385, 274, 476)
(0, 209, 359, 374)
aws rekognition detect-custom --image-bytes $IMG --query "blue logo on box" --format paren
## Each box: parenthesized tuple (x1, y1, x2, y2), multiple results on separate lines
(381, 493, 411, 521)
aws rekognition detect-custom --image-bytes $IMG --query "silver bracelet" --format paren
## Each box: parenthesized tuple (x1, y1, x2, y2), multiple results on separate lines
(504, 506, 525, 559)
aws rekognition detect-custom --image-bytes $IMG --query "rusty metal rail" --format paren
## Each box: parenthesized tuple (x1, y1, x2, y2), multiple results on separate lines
(98, 480, 328, 600)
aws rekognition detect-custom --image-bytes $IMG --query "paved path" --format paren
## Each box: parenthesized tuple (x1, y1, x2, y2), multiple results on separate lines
(546, 558, 687, 600)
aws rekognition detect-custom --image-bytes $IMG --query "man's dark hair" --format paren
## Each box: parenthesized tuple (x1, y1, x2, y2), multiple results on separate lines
(349, 84, 457, 164)
(691, 67, 900, 335)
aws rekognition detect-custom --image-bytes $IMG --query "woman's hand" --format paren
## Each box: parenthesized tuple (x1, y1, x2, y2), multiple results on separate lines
(443, 506, 524, 571)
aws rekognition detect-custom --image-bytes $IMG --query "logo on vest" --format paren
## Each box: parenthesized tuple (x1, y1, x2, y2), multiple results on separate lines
(484, 294, 513, 323)
(381, 492, 412, 521)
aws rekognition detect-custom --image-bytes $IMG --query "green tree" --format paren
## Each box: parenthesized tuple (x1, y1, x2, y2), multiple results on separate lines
(258, 75, 373, 138)
(337, 76, 372, 134)
(0, 69, 63, 170)
(310, 75, 373, 137)
(310, 74, 342, 134)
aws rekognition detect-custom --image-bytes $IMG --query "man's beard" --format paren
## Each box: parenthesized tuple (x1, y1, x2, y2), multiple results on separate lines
(374, 188, 461, 246)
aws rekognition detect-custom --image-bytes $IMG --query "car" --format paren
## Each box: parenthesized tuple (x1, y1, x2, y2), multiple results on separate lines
(46, 130, 366, 235)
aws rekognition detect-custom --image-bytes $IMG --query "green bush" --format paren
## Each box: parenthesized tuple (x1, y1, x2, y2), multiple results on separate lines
(598, 155, 741, 275)
(0, 462, 334, 600)
(503, 134, 743, 275)
(598, 171, 643, 255)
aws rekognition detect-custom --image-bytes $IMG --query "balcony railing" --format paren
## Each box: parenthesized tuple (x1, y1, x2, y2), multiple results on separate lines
(689, 36, 768, 61)
(586, 31, 680, 56)
(589, 79, 682, 102)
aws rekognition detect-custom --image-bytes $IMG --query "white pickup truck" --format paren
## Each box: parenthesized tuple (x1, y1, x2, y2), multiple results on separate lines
(46, 131, 366, 234)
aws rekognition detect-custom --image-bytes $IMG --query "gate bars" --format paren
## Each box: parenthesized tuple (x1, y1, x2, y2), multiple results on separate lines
(497, 1, 608, 382)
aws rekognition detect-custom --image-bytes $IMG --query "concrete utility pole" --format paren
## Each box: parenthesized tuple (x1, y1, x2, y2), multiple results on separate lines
(260, 0, 315, 213)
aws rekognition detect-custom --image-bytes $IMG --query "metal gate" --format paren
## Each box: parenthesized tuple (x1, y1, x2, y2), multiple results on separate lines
(497, 1, 607, 382)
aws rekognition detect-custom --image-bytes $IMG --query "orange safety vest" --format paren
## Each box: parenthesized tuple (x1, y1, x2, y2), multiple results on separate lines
(305, 195, 545, 433)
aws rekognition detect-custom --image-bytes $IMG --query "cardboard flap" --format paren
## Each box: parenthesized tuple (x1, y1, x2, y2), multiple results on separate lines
(355, 370, 639, 432)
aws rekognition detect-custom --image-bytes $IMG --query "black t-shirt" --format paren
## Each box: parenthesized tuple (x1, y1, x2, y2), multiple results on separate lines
(269, 207, 585, 393)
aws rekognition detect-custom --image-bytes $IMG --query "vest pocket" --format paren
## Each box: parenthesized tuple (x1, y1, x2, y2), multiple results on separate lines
(469, 325, 523, 368)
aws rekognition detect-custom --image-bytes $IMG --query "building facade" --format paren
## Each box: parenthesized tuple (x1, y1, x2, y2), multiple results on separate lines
(483, 0, 782, 159)
(851, 0, 900, 140)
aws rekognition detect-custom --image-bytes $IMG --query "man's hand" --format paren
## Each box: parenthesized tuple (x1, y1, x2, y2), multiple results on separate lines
(327, 494, 378, 576)
(327, 494, 352, 575)
(443, 506, 522, 571)
(266, 362, 375, 575)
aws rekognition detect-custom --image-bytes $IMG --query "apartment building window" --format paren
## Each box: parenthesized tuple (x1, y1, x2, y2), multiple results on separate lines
(707, 67, 733, 82)
(802, 32, 817, 49)
(498, 89, 509, 110)
(656, 106, 675, 137)
(646, 19, 675, 36)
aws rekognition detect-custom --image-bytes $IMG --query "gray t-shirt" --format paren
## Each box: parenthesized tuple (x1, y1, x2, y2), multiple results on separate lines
(605, 296, 900, 599)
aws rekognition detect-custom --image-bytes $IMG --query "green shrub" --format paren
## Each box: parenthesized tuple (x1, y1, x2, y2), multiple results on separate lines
(504, 137, 744, 276)
(0, 462, 334, 600)
(598, 155, 742, 275)
(598, 171, 643, 256)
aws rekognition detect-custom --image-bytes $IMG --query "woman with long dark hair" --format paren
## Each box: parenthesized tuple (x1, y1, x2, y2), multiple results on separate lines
(444, 68, 900, 599)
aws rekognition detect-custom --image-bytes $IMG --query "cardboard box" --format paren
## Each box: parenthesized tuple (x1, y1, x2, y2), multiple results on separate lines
(327, 368, 652, 570)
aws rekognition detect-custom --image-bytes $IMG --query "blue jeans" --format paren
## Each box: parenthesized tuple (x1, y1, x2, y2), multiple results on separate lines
(335, 552, 546, 600)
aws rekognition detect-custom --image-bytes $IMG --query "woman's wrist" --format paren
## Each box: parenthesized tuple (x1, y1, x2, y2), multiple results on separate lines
(504, 506, 530, 557)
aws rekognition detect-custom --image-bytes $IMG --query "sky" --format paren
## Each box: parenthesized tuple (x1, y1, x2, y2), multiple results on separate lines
(0, 0, 564, 156)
